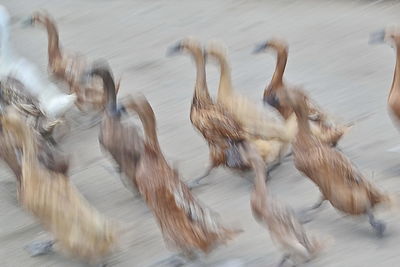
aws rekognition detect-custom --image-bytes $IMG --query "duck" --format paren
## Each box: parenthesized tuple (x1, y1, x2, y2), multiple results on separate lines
(0, 6, 76, 119)
(167, 37, 260, 187)
(22, 11, 120, 113)
(253, 38, 350, 147)
(286, 88, 396, 237)
(206, 41, 297, 176)
(206, 41, 293, 143)
(370, 29, 400, 129)
(124, 93, 241, 265)
(0, 108, 118, 265)
(87, 62, 143, 195)
(238, 141, 326, 266)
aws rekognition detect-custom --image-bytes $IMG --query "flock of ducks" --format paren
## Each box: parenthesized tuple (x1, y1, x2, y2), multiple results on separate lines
(1, 5, 400, 267)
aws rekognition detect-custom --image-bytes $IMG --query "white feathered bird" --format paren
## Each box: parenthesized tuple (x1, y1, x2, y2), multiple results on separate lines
(0, 5, 76, 118)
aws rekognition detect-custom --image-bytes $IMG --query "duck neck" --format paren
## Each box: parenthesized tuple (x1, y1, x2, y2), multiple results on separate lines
(189, 47, 212, 107)
(39, 17, 62, 64)
(294, 107, 311, 139)
(91, 68, 117, 114)
(390, 44, 400, 96)
(137, 101, 161, 153)
(216, 54, 233, 100)
(270, 48, 287, 90)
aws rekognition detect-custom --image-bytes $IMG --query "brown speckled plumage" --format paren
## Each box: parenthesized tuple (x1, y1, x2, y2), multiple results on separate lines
(126, 94, 240, 257)
(171, 38, 250, 173)
(0, 111, 118, 264)
(89, 64, 144, 193)
(288, 89, 395, 225)
(206, 42, 298, 169)
(256, 39, 349, 147)
(27, 11, 120, 112)
(240, 141, 326, 265)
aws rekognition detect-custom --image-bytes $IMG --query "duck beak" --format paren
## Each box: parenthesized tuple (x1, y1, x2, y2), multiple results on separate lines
(252, 42, 269, 54)
(166, 42, 183, 56)
(20, 16, 34, 28)
(369, 29, 386, 45)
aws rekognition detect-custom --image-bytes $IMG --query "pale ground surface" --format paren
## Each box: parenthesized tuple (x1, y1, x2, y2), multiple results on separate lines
(1, 0, 400, 266)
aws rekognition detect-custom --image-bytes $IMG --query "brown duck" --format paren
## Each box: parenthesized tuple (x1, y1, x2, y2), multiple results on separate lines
(88, 63, 144, 195)
(286, 88, 396, 237)
(238, 141, 327, 267)
(124, 94, 241, 265)
(23, 11, 120, 113)
(253, 38, 350, 147)
(167, 37, 258, 187)
(0, 109, 117, 265)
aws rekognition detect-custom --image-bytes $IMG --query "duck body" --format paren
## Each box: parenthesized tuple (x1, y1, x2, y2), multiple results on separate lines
(288, 89, 392, 236)
(129, 95, 240, 257)
(293, 138, 384, 215)
(206, 42, 296, 171)
(168, 38, 252, 179)
(238, 141, 324, 266)
(190, 101, 249, 170)
(89, 65, 144, 193)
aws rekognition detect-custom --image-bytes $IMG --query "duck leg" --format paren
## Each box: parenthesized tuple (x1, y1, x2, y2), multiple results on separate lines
(24, 240, 55, 257)
(265, 161, 282, 181)
(148, 254, 188, 267)
(298, 196, 325, 224)
(367, 208, 386, 238)
(188, 165, 214, 189)
(277, 254, 290, 267)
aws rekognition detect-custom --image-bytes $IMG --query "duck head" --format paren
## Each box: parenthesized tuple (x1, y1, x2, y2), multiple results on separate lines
(369, 28, 400, 47)
(166, 37, 202, 57)
(21, 11, 46, 27)
(253, 38, 288, 54)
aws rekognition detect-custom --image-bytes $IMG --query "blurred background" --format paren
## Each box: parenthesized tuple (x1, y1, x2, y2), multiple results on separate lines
(1, 0, 400, 266)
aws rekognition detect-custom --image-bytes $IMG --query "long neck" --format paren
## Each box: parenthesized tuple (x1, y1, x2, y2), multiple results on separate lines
(390, 44, 400, 96)
(293, 105, 311, 139)
(189, 47, 212, 106)
(39, 17, 61, 63)
(269, 48, 287, 90)
(215, 53, 233, 100)
(243, 142, 268, 196)
(130, 98, 161, 153)
(92, 68, 117, 114)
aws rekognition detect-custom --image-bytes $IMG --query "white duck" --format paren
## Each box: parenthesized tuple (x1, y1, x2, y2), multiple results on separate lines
(0, 5, 75, 119)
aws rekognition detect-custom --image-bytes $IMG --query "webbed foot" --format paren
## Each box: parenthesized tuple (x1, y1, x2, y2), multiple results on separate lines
(24, 240, 55, 257)
(367, 209, 386, 238)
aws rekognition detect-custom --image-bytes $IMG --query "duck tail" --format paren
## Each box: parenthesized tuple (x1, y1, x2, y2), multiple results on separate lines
(308, 234, 333, 260)
(379, 193, 400, 213)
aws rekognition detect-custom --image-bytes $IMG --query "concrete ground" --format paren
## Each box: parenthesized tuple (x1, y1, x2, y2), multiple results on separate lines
(1, 0, 400, 266)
